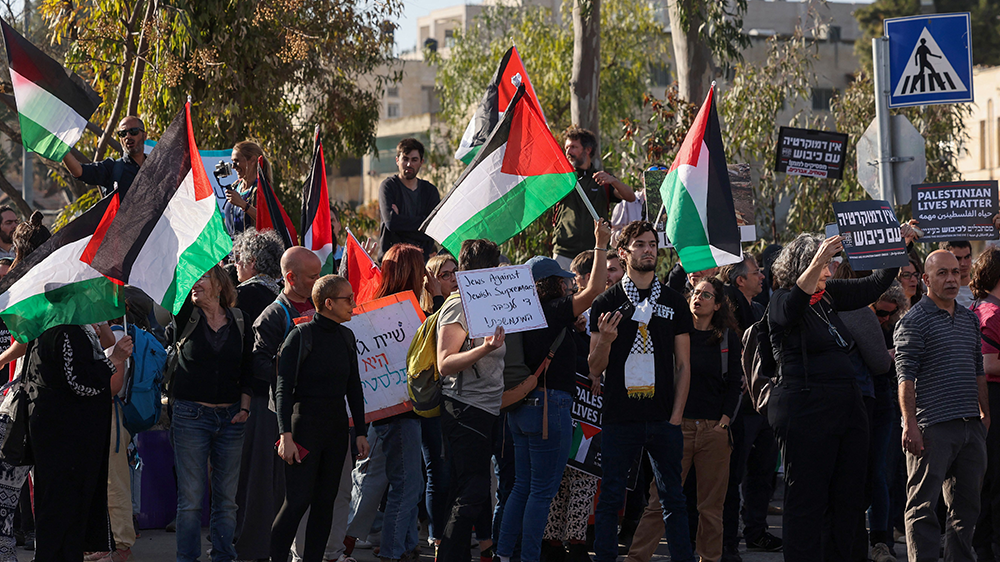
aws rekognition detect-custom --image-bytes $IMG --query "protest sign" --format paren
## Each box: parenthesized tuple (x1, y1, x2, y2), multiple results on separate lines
(775, 127, 849, 180)
(832, 200, 909, 270)
(456, 265, 547, 338)
(343, 291, 426, 423)
(568, 373, 603, 478)
(911, 180, 999, 242)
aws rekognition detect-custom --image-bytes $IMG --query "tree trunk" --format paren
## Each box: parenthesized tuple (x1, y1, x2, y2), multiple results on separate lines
(571, 0, 601, 165)
(96, 0, 144, 161)
(0, 170, 33, 217)
(668, 0, 714, 104)
(126, 0, 157, 117)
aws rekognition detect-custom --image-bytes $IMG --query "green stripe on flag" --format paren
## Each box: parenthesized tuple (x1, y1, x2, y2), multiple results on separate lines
(662, 172, 714, 271)
(19, 113, 72, 161)
(322, 252, 336, 276)
(1, 277, 124, 342)
(440, 172, 575, 256)
(160, 210, 233, 314)
(459, 144, 482, 166)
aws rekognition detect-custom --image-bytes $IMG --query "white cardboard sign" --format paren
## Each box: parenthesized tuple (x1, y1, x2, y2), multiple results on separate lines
(455, 265, 547, 338)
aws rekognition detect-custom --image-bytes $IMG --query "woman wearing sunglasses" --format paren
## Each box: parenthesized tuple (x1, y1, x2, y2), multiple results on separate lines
(223, 141, 273, 235)
(766, 233, 901, 561)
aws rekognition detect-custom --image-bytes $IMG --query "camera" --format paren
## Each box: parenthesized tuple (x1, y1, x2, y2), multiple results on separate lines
(214, 161, 234, 187)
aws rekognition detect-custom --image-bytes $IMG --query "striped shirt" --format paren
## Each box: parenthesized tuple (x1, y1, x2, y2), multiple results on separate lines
(894, 296, 983, 428)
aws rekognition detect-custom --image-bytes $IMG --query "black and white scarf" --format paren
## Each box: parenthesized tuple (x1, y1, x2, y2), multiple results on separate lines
(620, 275, 674, 398)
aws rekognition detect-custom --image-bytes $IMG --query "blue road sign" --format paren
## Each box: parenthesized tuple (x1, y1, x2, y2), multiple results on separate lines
(885, 13, 973, 108)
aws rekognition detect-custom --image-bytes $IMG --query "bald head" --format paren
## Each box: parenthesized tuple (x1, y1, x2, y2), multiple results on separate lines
(924, 250, 961, 305)
(281, 246, 322, 302)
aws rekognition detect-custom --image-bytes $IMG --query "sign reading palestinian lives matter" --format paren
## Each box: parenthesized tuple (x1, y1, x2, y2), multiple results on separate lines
(832, 200, 910, 271)
(456, 264, 547, 339)
(774, 127, 849, 180)
(568, 373, 603, 478)
(342, 291, 426, 424)
(910, 180, 999, 242)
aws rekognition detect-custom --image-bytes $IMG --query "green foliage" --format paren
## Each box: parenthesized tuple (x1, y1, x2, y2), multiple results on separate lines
(679, 0, 750, 65)
(52, 188, 102, 232)
(40, 0, 402, 222)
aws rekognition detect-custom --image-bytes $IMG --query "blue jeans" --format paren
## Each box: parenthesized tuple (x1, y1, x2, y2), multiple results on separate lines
(171, 400, 246, 562)
(347, 425, 386, 539)
(498, 389, 573, 562)
(421, 416, 449, 541)
(376, 418, 423, 559)
(595, 420, 693, 562)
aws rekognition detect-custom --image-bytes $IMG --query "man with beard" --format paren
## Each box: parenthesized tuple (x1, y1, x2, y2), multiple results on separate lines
(553, 127, 635, 270)
(377, 138, 441, 262)
(63, 115, 147, 198)
(0, 206, 19, 260)
(589, 220, 695, 562)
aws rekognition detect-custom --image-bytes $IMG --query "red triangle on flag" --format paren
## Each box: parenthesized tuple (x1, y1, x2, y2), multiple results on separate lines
(580, 422, 600, 440)
(255, 156, 298, 248)
(500, 95, 573, 178)
(669, 87, 713, 173)
(345, 228, 381, 304)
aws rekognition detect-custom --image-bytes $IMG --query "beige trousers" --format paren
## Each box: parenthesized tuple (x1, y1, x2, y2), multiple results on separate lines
(109, 403, 136, 550)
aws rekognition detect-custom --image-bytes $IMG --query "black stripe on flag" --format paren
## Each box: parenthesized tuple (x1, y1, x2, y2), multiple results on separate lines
(704, 93, 741, 258)
(258, 171, 297, 249)
(87, 107, 191, 283)
(421, 84, 525, 232)
(0, 193, 115, 295)
(465, 47, 513, 149)
(300, 131, 324, 244)
(0, 19, 101, 120)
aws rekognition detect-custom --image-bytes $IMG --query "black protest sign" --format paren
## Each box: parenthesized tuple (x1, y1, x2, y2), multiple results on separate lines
(833, 200, 909, 270)
(568, 373, 603, 478)
(774, 127, 849, 180)
(911, 180, 999, 242)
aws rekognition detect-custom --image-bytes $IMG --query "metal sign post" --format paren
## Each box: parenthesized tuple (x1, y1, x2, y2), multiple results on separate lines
(873, 37, 895, 206)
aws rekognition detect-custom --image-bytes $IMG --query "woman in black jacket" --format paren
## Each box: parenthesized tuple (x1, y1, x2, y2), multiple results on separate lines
(168, 264, 254, 562)
(767, 234, 899, 562)
(270, 275, 370, 562)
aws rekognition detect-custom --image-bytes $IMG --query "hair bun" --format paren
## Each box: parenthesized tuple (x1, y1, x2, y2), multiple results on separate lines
(29, 211, 43, 226)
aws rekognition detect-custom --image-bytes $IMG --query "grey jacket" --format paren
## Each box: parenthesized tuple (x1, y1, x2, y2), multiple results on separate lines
(840, 307, 892, 376)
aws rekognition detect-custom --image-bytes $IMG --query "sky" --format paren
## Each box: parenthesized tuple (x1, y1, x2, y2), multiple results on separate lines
(392, 0, 877, 54)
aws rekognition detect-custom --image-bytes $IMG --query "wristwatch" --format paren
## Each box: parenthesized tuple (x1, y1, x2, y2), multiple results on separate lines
(719, 422, 730, 430)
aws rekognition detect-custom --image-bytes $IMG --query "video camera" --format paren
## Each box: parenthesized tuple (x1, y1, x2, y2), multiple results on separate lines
(214, 161, 235, 188)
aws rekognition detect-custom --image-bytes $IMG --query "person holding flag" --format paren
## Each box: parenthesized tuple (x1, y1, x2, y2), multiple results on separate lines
(63, 115, 147, 198)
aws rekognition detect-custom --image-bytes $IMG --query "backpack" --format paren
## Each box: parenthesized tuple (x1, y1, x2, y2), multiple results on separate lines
(407, 295, 461, 418)
(112, 325, 167, 440)
(741, 307, 777, 416)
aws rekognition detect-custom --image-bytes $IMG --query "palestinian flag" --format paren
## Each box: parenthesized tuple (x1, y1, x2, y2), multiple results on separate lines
(1, 18, 101, 162)
(84, 102, 232, 314)
(660, 86, 742, 272)
(423, 84, 574, 256)
(0, 194, 124, 342)
(256, 157, 298, 249)
(344, 228, 381, 305)
(454, 46, 545, 165)
(301, 129, 335, 274)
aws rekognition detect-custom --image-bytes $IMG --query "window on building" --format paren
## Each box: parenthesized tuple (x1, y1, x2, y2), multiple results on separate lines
(337, 157, 362, 177)
(387, 87, 399, 98)
(444, 29, 455, 49)
(387, 103, 400, 118)
(811, 88, 836, 111)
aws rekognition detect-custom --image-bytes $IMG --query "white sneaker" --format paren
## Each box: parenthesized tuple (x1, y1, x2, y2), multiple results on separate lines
(871, 542, 897, 562)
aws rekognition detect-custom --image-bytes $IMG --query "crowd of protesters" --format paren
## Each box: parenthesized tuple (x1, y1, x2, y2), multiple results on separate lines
(1, 121, 1000, 562)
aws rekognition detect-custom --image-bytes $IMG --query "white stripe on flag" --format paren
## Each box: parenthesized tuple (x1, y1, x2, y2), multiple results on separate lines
(0, 237, 101, 310)
(10, 68, 88, 148)
(672, 141, 710, 239)
(127, 169, 219, 302)
(425, 144, 527, 242)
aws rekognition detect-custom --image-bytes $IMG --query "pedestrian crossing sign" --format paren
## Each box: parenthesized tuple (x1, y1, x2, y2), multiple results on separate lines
(885, 13, 973, 108)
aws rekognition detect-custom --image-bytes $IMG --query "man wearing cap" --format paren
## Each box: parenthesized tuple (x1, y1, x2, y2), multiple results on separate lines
(496, 220, 611, 562)
(63, 115, 147, 198)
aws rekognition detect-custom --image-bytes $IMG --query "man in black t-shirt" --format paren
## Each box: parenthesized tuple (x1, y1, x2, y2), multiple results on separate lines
(377, 138, 441, 261)
(588, 220, 695, 562)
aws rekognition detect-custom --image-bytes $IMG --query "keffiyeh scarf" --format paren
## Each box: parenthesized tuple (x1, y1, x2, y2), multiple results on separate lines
(621, 275, 674, 399)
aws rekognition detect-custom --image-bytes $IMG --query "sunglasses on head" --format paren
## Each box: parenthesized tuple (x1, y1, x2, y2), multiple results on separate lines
(116, 127, 144, 138)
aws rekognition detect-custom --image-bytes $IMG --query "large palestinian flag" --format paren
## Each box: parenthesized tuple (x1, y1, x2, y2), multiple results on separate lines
(256, 157, 298, 249)
(84, 102, 232, 314)
(1, 18, 101, 162)
(0, 195, 124, 342)
(423, 85, 575, 256)
(301, 129, 335, 275)
(454, 46, 545, 165)
(660, 86, 742, 272)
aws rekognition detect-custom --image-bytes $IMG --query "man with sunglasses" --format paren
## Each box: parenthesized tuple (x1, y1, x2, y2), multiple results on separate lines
(63, 116, 147, 198)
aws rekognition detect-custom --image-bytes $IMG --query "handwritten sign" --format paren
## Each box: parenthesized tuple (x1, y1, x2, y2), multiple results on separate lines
(568, 373, 603, 478)
(774, 127, 849, 179)
(911, 180, 999, 242)
(832, 200, 910, 271)
(455, 265, 547, 338)
(343, 291, 426, 423)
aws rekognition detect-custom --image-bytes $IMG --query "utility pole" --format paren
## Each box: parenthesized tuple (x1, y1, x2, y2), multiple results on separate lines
(872, 37, 894, 205)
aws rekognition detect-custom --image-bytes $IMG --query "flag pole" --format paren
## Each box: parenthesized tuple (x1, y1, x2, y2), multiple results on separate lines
(573, 181, 601, 222)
